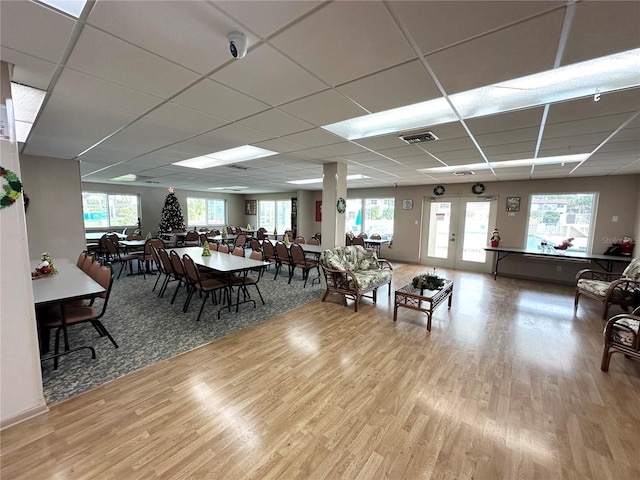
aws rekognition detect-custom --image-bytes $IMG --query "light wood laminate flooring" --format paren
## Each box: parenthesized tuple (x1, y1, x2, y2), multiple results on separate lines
(2, 264, 639, 479)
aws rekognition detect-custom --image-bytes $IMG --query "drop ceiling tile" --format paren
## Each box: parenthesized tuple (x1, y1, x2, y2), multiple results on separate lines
(317, 142, 369, 157)
(24, 94, 135, 159)
(146, 102, 228, 133)
(253, 137, 306, 153)
(337, 60, 440, 113)
(88, 1, 237, 74)
(282, 128, 344, 148)
(280, 89, 368, 126)
(54, 68, 163, 116)
(66, 26, 199, 98)
(466, 108, 545, 135)
(172, 78, 269, 122)
(236, 108, 314, 137)
(482, 141, 536, 157)
(0, 0, 76, 64)
(0, 48, 56, 91)
(212, 44, 327, 107)
(426, 9, 565, 94)
(546, 90, 640, 124)
(543, 113, 633, 138)
(355, 135, 408, 151)
(270, 1, 415, 85)
(474, 127, 539, 147)
(562, 1, 640, 65)
(389, 1, 563, 56)
(215, 1, 322, 39)
(193, 123, 272, 151)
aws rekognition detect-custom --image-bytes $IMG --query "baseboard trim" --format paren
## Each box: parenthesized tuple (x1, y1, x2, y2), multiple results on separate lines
(1, 402, 49, 430)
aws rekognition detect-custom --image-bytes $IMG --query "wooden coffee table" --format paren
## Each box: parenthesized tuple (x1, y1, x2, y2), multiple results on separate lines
(393, 279, 454, 331)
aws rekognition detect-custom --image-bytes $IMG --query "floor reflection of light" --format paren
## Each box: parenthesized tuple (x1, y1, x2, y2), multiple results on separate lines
(422, 395, 555, 464)
(190, 380, 260, 450)
(286, 326, 320, 354)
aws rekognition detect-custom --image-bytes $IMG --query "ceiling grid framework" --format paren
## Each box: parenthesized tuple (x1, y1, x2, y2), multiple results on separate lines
(0, 0, 638, 193)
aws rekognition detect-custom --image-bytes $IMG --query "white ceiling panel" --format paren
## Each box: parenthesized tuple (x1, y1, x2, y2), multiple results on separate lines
(66, 26, 199, 98)
(212, 44, 328, 107)
(3, 0, 638, 193)
(87, 1, 236, 75)
(270, 1, 415, 86)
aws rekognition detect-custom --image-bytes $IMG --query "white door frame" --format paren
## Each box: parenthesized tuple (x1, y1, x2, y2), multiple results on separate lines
(419, 196, 497, 273)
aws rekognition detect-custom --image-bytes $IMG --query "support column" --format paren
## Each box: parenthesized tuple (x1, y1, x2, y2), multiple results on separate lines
(320, 162, 347, 249)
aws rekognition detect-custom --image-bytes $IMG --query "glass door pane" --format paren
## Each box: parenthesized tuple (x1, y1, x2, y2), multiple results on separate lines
(460, 202, 490, 263)
(427, 202, 452, 259)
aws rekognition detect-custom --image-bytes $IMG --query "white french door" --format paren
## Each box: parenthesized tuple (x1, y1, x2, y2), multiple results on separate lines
(420, 197, 497, 272)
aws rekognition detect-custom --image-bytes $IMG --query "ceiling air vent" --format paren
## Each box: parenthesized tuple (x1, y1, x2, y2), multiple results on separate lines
(453, 171, 475, 176)
(399, 131, 439, 144)
(225, 164, 249, 170)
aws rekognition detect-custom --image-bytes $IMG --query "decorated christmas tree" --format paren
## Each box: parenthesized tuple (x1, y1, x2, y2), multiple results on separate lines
(158, 187, 186, 233)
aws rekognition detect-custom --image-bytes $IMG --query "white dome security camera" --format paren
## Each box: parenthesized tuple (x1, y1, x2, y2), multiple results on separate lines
(228, 31, 248, 59)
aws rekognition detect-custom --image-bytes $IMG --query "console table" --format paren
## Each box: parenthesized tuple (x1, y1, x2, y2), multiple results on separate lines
(393, 280, 454, 331)
(484, 246, 632, 280)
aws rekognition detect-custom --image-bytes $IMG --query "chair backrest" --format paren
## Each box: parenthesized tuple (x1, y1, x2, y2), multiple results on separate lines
(181, 254, 201, 286)
(150, 245, 163, 273)
(104, 236, 120, 257)
(77, 251, 88, 268)
(352, 236, 365, 247)
(358, 233, 368, 238)
(210, 229, 221, 236)
(170, 250, 186, 278)
(157, 248, 174, 277)
(290, 243, 306, 264)
(256, 230, 266, 240)
(126, 234, 143, 240)
(94, 264, 114, 312)
(199, 233, 208, 246)
(622, 258, 640, 281)
(185, 230, 199, 241)
(88, 259, 102, 280)
(199, 227, 209, 232)
(234, 234, 247, 247)
(263, 240, 277, 262)
(208, 242, 218, 251)
(172, 228, 186, 233)
(250, 238, 261, 251)
(81, 254, 94, 272)
(314, 233, 321, 243)
(294, 236, 305, 244)
(218, 244, 229, 254)
(276, 241, 291, 264)
(232, 246, 245, 257)
(370, 233, 382, 240)
(249, 249, 265, 278)
(307, 237, 320, 246)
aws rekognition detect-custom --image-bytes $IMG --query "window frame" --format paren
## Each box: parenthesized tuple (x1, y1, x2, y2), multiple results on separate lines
(525, 192, 598, 253)
(186, 197, 227, 227)
(82, 191, 141, 229)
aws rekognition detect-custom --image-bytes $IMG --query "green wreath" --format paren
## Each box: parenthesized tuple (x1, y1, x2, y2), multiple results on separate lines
(1, 166, 23, 209)
(433, 185, 445, 196)
(471, 182, 485, 195)
(336, 197, 346, 214)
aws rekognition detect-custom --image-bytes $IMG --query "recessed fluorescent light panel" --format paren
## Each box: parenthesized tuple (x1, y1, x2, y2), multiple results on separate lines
(287, 174, 370, 185)
(173, 145, 277, 169)
(208, 186, 249, 190)
(323, 48, 640, 140)
(11, 82, 46, 143)
(110, 174, 137, 182)
(418, 154, 589, 173)
(37, 0, 87, 18)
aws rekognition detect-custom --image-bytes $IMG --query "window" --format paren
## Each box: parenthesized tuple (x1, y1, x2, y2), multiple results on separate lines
(82, 192, 140, 228)
(186, 198, 226, 227)
(258, 200, 291, 232)
(345, 198, 395, 240)
(526, 193, 597, 252)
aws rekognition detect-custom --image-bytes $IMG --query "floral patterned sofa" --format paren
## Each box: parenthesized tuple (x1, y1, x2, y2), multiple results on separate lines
(320, 245, 393, 312)
(575, 257, 640, 318)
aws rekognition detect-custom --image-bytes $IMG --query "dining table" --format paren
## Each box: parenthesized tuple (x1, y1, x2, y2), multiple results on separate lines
(32, 260, 106, 364)
(172, 247, 272, 316)
(85, 231, 126, 241)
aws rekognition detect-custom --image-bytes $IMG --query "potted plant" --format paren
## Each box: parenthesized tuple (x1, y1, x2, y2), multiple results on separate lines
(412, 272, 444, 292)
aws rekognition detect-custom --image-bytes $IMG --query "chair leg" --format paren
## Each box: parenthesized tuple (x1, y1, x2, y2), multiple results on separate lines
(196, 291, 209, 321)
(93, 320, 118, 348)
(171, 280, 183, 304)
(601, 345, 612, 371)
(152, 272, 162, 291)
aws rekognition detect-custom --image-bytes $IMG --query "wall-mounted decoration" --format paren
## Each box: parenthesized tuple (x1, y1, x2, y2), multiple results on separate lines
(315, 200, 322, 221)
(402, 199, 413, 210)
(0, 166, 23, 209)
(506, 196, 521, 212)
(245, 199, 257, 215)
(433, 185, 445, 196)
(471, 182, 485, 195)
(336, 197, 346, 214)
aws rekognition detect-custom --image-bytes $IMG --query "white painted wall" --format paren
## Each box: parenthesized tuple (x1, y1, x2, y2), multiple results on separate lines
(0, 62, 47, 429)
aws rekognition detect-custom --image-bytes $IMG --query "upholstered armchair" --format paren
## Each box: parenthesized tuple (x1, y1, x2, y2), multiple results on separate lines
(575, 257, 640, 318)
(601, 306, 640, 371)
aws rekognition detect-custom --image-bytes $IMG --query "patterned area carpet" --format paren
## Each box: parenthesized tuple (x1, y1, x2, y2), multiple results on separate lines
(41, 263, 323, 404)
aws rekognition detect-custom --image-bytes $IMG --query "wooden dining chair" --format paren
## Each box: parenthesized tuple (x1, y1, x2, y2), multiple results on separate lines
(262, 240, 280, 279)
(290, 243, 320, 288)
(218, 244, 229, 254)
(275, 241, 294, 283)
